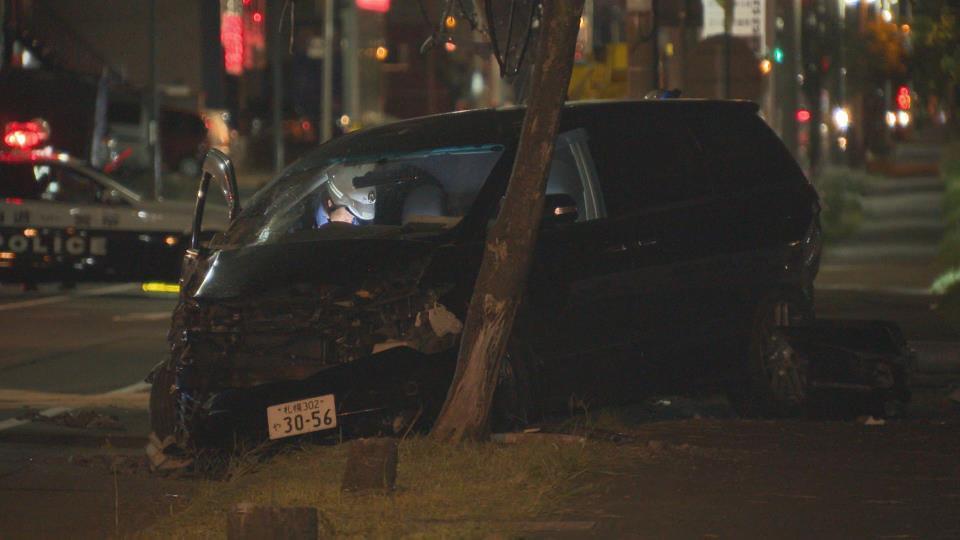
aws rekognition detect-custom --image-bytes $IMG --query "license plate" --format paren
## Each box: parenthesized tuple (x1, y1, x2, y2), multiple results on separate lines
(266, 394, 337, 440)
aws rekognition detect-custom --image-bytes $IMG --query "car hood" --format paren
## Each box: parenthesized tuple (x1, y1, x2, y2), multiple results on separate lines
(191, 237, 438, 299)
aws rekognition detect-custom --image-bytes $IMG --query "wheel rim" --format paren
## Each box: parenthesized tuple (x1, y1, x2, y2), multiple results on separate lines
(759, 301, 808, 405)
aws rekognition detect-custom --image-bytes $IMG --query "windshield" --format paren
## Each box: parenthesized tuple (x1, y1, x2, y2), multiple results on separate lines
(223, 144, 504, 247)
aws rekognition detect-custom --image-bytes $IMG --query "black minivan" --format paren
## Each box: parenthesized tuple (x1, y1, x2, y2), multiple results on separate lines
(148, 100, 826, 461)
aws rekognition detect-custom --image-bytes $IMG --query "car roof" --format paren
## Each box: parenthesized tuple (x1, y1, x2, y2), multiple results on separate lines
(392, 98, 759, 128)
(0, 149, 143, 203)
(290, 99, 760, 171)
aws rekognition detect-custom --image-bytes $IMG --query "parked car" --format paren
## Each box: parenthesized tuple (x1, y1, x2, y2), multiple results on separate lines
(147, 100, 909, 466)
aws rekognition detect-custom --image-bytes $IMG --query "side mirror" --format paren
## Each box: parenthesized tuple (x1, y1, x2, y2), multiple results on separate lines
(191, 149, 241, 251)
(542, 193, 579, 225)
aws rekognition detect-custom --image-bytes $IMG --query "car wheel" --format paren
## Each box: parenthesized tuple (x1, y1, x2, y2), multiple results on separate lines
(147, 365, 193, 470)
(729, 291, 814, 418)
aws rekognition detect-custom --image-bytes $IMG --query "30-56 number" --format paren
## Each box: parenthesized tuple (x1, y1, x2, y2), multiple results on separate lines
(281, 410, 334, 433)
(311, 409, 334, 428)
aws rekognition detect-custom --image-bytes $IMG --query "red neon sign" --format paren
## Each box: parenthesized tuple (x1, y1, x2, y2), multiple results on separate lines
(221, 13, 245, 76)
(356, 0, 390, 13)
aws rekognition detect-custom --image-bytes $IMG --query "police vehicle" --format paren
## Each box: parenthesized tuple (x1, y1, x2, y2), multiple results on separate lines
(0, 119, 226, 285)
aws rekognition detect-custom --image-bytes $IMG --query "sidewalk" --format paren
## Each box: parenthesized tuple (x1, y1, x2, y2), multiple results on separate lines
(818, 140, 946, 292)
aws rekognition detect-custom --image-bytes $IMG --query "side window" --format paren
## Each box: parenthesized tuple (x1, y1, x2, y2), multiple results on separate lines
(590, 115, 709, 217)
(42, 166, 101, 204)
(546, 129, 606, 223)
(0, 164, 45, 200)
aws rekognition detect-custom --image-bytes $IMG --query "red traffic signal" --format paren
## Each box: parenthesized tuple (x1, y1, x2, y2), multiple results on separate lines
(795, 109, 812, 123)
(896, 86, 911, 110)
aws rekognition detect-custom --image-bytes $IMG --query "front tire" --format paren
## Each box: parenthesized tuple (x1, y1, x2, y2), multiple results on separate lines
(147, 366, 193, 470)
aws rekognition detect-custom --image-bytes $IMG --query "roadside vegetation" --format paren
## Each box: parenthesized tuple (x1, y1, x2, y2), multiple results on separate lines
(141, 436, 599, 538)
(814, 167, 867, 242)
(932, 143, 960, 326)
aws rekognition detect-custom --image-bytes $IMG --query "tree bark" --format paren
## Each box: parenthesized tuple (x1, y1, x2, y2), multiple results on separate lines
(431, 0, 585, 443)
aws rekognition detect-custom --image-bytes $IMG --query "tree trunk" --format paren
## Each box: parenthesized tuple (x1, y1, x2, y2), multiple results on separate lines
(430, 0, 584, 443)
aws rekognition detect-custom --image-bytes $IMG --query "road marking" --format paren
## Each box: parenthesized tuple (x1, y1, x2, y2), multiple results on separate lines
(816, 283, 933, 296)
(112, 312, 171, 322)
(106, 381, 151, 394)
(0, 283, 138, 312)
(0, 379, 149, 432)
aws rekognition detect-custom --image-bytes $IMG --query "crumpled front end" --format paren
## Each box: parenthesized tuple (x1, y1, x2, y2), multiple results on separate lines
(169, 280, 463, 392)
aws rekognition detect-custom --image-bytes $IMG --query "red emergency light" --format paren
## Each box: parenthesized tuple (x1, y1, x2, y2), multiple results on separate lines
(356, 0, 390, 13)
(3, 120, 49, 150)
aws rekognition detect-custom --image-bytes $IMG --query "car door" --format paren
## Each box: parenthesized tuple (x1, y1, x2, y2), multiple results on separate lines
(520, 127, 653, 407)
(581, 107, 741, 377)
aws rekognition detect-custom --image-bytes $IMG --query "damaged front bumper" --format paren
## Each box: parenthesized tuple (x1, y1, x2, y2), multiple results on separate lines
(781, 319, 914, 412)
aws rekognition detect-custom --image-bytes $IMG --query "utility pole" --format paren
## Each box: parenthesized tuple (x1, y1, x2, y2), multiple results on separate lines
(341, 2, 360, 129)
(651, 0, 660, 90)
(723, 0, 732, 98)
(270, 0, 285, 172)
(321, 0, 334, 142)
(148, 0, 162, 200)
(777, 0, 799, 157)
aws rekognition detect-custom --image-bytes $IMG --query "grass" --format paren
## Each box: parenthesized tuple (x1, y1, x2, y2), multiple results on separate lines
(140, 436, 599, 538)
(814, 167, 866, 242)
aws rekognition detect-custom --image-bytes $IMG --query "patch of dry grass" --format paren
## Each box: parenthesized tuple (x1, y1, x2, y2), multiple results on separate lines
(140, 436, 598, 538)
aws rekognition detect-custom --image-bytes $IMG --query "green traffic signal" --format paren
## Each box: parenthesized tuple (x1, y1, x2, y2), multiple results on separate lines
(773, 47, 785, 64)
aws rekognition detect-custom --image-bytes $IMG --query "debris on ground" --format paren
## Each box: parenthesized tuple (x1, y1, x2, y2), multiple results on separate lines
(640, 395, 736, 421)
(17, 409, 124, 430)
(145, 432, 194, 472)
(492, 432, 587, 445)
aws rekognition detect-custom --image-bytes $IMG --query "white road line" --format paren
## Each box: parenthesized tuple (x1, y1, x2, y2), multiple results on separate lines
(112, 312, 171, 322)
(106, 381, 151, 395)
(0, 283, 138, 312)
(0, 379, 150, 433)
(816, 283, 934, 296)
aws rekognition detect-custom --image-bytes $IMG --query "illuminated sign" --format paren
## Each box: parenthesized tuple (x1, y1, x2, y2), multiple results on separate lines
(222, 12, 245, 76)
(356, 0, 390, 13)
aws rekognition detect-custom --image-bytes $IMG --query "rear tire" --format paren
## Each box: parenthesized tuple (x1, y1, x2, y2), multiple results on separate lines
(729, 291, 814, 418)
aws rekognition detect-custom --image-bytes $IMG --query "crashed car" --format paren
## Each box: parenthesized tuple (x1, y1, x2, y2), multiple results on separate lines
(147, 100, 912, 462)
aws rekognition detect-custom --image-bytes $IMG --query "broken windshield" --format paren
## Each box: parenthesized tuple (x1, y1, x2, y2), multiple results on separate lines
(222, 144, 505, 247)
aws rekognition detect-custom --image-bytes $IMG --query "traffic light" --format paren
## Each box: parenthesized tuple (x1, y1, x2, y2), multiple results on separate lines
(896, 86, 911, 110)
(772, 47, 785, 64)
(759, 59, 773, 75)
